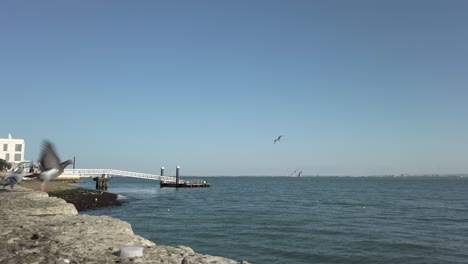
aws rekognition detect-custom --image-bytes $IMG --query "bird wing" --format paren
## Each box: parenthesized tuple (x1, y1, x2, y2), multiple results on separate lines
(0, 176, 11, 185)
(39, 141, 61, 170)
(60, 160, 73, 169)
(14, 166, 24, 174)
(9, 174, 23, 183)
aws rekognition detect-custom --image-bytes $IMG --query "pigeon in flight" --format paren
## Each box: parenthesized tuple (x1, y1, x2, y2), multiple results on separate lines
(36, 141, 73, 192)
(274, 135, 283, 144)
(0, 164, 28, 191)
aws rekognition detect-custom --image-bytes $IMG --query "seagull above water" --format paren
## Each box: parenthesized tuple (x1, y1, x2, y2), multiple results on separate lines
(274, 135, 283, 144)
(297, 171, 303, 177)
(291, 169, 298, 176)
(36, 141, 73, 192)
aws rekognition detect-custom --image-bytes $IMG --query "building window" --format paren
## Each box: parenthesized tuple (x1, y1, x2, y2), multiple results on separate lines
(14, 154, 22, 162)
(5, 153, 10, 161)
(3, 144, 7, 151)
(15, 144, 22, 152)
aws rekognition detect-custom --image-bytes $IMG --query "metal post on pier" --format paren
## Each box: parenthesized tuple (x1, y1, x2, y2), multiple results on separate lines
(160, 167, 164, 176)
(176, 166, 180, 187)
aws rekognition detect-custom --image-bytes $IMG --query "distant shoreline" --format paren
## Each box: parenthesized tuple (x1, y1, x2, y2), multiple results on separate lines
(193, 174, 468, 178)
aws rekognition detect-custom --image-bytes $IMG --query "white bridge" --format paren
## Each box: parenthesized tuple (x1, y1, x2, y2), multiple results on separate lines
(64, 169, 176, 182)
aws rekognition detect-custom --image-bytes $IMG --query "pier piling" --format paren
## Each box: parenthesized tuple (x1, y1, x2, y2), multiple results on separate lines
(176, 166, 180, 187)
(93, 174, 110, 190)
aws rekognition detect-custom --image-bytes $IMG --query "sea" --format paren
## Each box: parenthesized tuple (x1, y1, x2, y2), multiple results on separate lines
(76, 176, 468, 264)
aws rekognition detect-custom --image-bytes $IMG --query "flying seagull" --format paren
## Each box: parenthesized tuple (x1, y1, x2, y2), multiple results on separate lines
(291, 169, 298, 176)
(36, 141, 73, 192)
(297, 171, 303, 177)
(0, 164, 28, 191)
(274, 135, 283, 144)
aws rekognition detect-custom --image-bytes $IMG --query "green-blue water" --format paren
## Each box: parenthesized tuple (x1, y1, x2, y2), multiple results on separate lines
(79, 176, 468, 264)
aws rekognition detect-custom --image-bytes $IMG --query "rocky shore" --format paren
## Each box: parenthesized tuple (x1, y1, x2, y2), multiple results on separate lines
(19, 180, 122, 211)
(0, 184, 250, 264)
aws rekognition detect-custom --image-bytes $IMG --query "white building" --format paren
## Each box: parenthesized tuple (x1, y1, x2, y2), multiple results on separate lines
(0, 133, 25, 166)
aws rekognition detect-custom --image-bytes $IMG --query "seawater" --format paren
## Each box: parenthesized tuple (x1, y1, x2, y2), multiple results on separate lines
(78, 176, 468, 264)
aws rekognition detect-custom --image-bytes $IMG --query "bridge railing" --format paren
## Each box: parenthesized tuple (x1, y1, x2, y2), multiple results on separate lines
(64, 169, 176, 182)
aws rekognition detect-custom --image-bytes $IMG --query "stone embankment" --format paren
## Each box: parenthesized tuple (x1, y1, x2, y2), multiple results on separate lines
(0, 187, 250, 264)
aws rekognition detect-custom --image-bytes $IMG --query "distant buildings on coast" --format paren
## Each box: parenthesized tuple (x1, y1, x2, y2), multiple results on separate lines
(375, 173, 468, 178)
(327, 174, 468, 178)
(0, 133, 25, 167)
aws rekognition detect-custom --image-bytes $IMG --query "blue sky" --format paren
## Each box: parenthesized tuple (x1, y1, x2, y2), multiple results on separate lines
(1, 0, 467, 176)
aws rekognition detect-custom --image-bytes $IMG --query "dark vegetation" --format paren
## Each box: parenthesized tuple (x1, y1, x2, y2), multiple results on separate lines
(48, 188, 122, 211)
(0, 158, 12, 171)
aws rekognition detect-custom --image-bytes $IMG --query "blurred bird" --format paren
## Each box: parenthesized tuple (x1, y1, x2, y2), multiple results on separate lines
(0, 164, 28, 191)
(36, 141, 73, 192)
(274, 135, 283, 144)
(298, 171, 303, 177)
(291, 169, 298, 176)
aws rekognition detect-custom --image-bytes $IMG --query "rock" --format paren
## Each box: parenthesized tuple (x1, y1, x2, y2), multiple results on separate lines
(0, 186, 250, 264)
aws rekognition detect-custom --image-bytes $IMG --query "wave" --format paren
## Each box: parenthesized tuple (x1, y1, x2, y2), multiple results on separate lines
(117, 194, 129, 201)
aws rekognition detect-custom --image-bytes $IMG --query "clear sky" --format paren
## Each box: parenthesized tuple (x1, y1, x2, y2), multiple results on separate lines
(1, 0, 467, 176)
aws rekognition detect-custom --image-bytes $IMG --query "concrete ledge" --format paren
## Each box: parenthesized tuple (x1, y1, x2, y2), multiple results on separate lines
(0, 187, 249, 264)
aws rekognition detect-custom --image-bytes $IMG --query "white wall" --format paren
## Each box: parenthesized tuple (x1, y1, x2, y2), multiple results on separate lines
(0, 133, 25, 166)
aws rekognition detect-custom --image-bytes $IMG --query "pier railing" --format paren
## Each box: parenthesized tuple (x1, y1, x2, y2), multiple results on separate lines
(64, 169, 176, 182)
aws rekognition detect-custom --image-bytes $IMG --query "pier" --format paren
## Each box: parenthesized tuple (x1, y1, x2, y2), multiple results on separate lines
(63, 169, 175, 182)
(160, 166, 210, 188)
(64, 167, 210, 188)
(160, 179, 210, 188)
